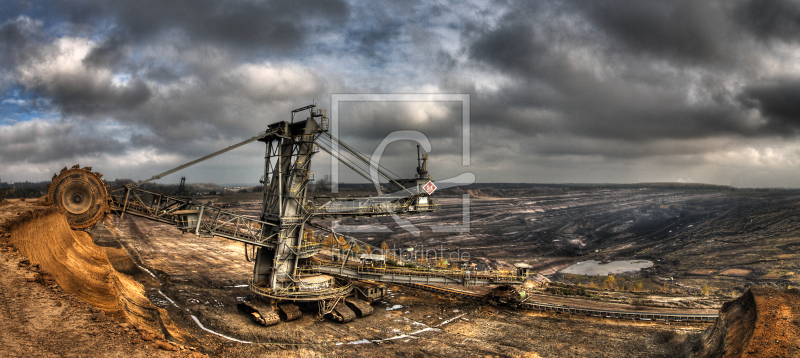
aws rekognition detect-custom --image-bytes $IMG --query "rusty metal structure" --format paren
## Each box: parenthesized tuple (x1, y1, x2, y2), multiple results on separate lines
(47, 165, 109, 229)
(47, 105, 504, 324)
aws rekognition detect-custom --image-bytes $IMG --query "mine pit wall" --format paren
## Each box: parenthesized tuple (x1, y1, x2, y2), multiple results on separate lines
(695, 287, 800, 358)
(695, 288, 756, 358)
(3, 207, 186, 342)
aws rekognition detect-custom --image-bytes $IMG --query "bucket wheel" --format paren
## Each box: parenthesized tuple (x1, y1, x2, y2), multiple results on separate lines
(47, 165, 109, 229)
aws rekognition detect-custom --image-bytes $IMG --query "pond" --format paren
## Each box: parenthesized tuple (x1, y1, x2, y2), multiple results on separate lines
(558, 259, 654, 276)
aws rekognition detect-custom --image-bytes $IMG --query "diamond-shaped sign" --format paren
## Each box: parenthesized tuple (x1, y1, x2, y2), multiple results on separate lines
(423, 181, 437, 195)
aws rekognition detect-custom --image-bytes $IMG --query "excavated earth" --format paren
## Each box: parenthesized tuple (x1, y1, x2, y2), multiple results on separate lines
(2, 197, 797, 357)
(102, 213, 710, 357)
(0, 199, 205, 357)
(694, 287, 800, 358)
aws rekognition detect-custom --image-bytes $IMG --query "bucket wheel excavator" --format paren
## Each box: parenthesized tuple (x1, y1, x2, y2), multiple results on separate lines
(46, 104, 478, 326)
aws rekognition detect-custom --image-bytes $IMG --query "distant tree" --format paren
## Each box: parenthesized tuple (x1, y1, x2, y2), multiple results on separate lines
(351, 243, 362, 254)
(314, 179, 329, 192)
(381, 241, 390, 255)
(324, 234, 336, 247)
(4, 188, 42, 199)
(602, 274, 617, 290)
(114, 179, 134, 187)
(635, 282, 643, 292)
(702, 284, 709, 296)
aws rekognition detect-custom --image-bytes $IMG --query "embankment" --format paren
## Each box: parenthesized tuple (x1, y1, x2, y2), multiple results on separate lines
(2, 203, 186, 342)
(694, 286, 800, 357)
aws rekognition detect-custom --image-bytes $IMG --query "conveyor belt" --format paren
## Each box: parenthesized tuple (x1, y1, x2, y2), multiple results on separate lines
(402, 283, 718, 323)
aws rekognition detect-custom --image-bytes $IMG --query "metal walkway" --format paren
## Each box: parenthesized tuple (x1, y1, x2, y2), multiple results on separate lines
(304, 262, 525, 286)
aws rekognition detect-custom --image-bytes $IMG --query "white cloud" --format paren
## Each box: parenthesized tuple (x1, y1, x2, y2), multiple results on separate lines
(18, 37, 108, 91)
(1, 98, 27, 106)
(224, 62, 322, 102)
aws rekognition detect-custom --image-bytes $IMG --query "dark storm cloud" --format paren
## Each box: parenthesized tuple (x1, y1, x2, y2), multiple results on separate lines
(0, 16, 41, 69)
(0, 0, 334, 163)
(474, 78, 759, 143)
(468, 22, 553, 76)
(572, 0, 732, 64)
(50, 78, 151, 115)
(82, 33, 127, 69)
(734, 0, 800, 43)
(343, 3, 405, 63)
(348, 23, 402, 62)
(739, 79, 800, 131)
(0, 119, 126, 164)
(6, 1, 800, 186)
(462, 0, 780, 150)
(48, 0, 349, 52)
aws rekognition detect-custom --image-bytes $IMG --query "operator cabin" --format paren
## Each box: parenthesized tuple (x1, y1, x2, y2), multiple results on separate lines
(359, 253, 386, 268)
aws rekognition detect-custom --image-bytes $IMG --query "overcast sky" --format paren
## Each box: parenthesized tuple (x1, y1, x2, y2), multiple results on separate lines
(2, 1, 800, 187)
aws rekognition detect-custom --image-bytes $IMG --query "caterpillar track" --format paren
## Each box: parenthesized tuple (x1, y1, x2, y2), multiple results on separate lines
(277, 303, 302, 321)
(330, 303, 356, 323)
(237, 301, 280, 326)
(344, 298, 373, 317)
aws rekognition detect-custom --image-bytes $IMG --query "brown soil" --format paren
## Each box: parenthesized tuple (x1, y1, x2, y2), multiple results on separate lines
(0, 198, 716, 357)
(718, 269, 752, 277)
(689, 269, 717, 276)
(116, 215, 707, 357)
(695, 287, 800, 357)
(0, 199, 203, 357)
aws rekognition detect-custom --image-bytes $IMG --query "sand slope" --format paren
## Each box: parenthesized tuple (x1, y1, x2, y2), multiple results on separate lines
(5, 203, 187, 342)
(696, 287, 800, 357)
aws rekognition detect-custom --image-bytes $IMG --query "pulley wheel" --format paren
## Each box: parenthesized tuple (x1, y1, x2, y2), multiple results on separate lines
(48, 166, 109, 229)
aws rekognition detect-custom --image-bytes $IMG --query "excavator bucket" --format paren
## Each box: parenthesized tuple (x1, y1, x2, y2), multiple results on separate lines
(48, 166, 109, 229)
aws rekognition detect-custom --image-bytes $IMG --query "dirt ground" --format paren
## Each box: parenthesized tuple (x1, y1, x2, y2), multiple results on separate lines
(0, 198, 717, 357)
(112, 214, 707, 357)
(5, 182, 800, 357)
(0, 200, 205, 357)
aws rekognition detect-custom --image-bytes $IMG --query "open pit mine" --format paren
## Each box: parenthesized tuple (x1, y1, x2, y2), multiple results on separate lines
(2, 105, 799, 357)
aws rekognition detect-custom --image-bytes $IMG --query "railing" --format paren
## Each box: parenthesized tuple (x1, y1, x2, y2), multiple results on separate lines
(314, 203, 438, 217)
(517, 301, 718, 323)
(248, 277, 353, 301)
(305, 260, 526, 284)
(111, 186, 281, 248)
